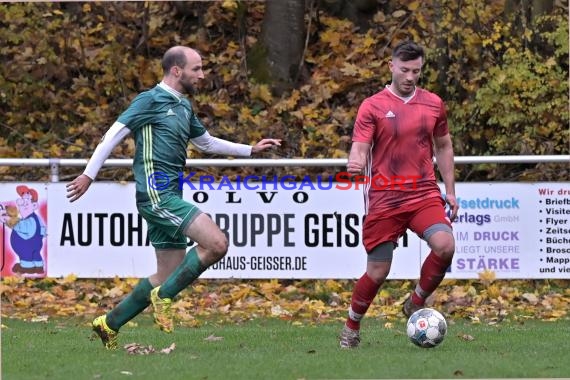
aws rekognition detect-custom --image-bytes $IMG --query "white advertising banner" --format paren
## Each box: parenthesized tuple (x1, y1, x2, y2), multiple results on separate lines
(443, 183, 570, 279)
(1, 182, 568, 279)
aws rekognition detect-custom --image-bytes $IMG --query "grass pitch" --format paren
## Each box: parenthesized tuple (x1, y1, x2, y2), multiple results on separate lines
(2, 316, 569, 379)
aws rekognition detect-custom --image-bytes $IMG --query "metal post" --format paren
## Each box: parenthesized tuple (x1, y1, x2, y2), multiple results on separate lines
(49, 158, 60, 183)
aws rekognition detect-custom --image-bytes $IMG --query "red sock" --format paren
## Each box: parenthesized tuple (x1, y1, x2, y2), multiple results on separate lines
(412, 251, 451, 305)
(346, 273, 382, 330)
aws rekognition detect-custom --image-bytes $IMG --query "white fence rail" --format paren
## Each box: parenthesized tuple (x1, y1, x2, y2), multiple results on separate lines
(0, 155, 568, 182)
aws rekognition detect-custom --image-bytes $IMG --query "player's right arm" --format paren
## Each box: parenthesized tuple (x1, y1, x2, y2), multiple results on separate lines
(66, 122, 130, 202)
(348, 98, 375, 175)
(347, 142, 370, 175)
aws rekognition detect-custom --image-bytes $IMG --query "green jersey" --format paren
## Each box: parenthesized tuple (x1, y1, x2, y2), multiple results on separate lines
(118, 84, 206, 204)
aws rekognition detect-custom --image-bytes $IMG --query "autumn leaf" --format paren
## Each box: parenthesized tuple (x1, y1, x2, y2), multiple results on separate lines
(249, 84, 273, 104)
(274, 90, 300, 113)
(124, 342, 176, 355)
(522, 293, 539, 305)
(160, 343, 176, 354)
(204, 334, 224, 342)
(407, 1, 421, 11)
(392, 10, 407, 18)
(478, 270, 496, 286)
(210, 102, 233, 117)
(30, 315, 49, 323)
(221, 0, 238, 11)
(319, 30, 342, 47)
(457, 334, 475, 341)
(1, 276, 569, 329)
(340, 63, 360, 77)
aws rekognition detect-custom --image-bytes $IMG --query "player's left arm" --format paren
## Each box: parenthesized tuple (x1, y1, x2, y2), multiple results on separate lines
(433, 133, 458, 221)
(190, 132, 281, 156)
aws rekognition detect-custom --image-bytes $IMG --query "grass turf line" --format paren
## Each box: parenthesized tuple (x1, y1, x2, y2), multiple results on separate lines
(2, 316, 570, 379)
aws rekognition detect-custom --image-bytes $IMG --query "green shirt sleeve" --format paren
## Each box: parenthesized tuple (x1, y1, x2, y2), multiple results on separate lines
(180, 97, 206, 138)
(117, 92, 156, 132)
(188, 106, 207, 138)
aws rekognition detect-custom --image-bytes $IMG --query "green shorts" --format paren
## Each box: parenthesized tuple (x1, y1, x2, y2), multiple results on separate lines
(137, 196, 202, 249)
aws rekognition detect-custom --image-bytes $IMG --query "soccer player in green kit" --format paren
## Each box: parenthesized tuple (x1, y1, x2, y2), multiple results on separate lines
(66, 46, 281, 350)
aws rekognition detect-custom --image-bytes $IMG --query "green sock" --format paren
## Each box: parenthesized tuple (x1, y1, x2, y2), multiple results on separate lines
(106, 277, 153, 331)
(158, 247, 207, 299)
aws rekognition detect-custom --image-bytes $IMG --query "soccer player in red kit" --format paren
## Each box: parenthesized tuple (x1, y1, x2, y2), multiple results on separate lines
(339, 41, 459, 348)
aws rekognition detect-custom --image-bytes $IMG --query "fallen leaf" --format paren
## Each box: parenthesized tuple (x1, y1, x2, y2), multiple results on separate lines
(30, 315, 49, 323)
(204, 334, 224, 342)
(2, 278, 569, 328)
(392, 10, 407, 18)
(478, 270, 496, 286)
(329, 292, 341, 306)
(124, 343, 155, 355)
(457, 334, 475, 341)
(160, 343, 176, 354)
(271, 305, 284, 316)
(123, 342, 176, 355)
(522, 293, 539, 305)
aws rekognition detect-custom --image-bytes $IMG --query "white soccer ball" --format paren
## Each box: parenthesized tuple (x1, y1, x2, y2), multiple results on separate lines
(406, 308, 447, 348)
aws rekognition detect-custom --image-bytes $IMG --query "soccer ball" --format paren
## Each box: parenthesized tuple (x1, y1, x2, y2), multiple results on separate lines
(406, 308, 447, 348)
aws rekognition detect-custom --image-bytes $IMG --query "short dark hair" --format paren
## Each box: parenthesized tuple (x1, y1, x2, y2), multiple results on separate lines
(161, 48, 188, 73)
(392, 41, 424, 61)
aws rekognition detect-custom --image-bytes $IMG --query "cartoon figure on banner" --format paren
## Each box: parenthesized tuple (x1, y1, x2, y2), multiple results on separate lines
(0, 185, 47, 276)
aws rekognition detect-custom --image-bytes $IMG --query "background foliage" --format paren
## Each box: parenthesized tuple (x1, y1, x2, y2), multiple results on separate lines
(0, 1, 568, 182)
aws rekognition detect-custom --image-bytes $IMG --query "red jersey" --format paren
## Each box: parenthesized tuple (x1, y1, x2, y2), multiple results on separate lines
(352, 86, 449, 215)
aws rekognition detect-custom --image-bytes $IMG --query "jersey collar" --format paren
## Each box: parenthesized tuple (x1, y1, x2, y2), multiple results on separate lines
(158, 81, 184, 101)
(386, 84, 416, 104)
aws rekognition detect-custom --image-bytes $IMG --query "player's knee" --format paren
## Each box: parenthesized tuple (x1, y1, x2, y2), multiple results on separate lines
(368, 267, 390, 283)
(366, 260, 391, 283)
(441, 237, 455, 256)
(208, 236, 229, 262)
(426, 228, 455, 260)
(432, 238, 455, 261)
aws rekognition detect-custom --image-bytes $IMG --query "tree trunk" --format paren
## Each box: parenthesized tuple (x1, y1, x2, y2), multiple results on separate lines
(318, 0, 377, 31)
(504, 0, 555, 51)
(530, 0, 553, 23)
(259, 0, 306, 94)
(434, 2, 450, 99)
(504, 0, 554, 26)
(504, 0, 519, 16)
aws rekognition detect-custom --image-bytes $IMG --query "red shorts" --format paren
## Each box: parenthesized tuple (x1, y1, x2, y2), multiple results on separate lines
(362, 196, 451, 252)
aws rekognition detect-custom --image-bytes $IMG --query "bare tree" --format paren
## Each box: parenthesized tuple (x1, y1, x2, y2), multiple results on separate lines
(318, 0, 378, 31)
(504, 0, 555, 51)
(530, 0, 554, 22)
(505, 0, 555, 25)
(258, 0, 306, 94)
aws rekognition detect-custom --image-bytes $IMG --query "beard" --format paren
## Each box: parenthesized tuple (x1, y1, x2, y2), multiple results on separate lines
(180, 73, 196, 95)
(396, 81, 415, 97)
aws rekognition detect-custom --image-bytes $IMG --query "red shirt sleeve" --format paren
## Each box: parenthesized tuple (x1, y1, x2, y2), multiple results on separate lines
(352, 99, 377, 144)
(433, 98, 449, 137)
